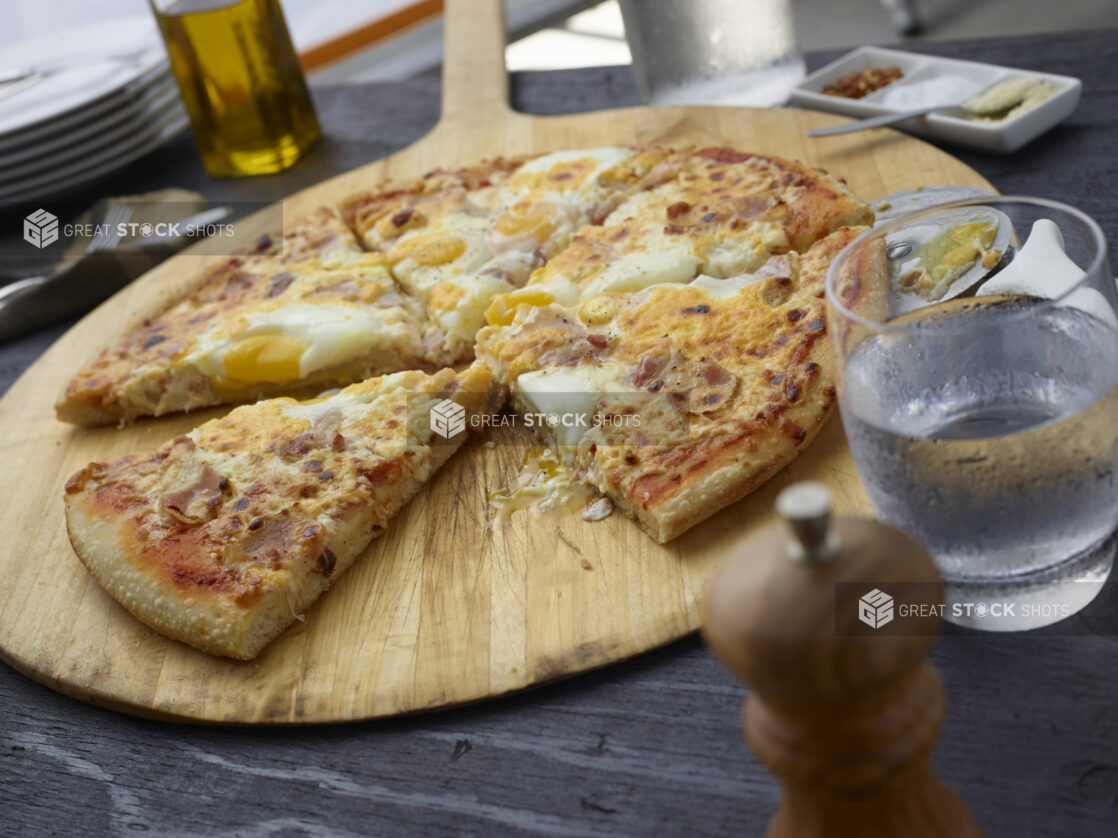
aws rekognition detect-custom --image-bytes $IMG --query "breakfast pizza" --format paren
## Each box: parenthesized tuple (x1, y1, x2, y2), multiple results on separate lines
(477, 226, 874, 542)
(64, 363, 495, 659)
(342, 148, 671, 361)
(56, 250, 433, 425)
(59, 143, 877, 657)
(523, 148, 873, 305)
(57, 146, 867, 428)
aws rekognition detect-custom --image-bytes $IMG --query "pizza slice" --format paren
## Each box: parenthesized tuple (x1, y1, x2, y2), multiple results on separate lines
(56, 246, 437, 425)
(246, 205, 365, 263)
(343, 149, 670, 361)
(523, 148, 873, 305)
(64, 362, 497, 660)
(476, 227, 874, 542)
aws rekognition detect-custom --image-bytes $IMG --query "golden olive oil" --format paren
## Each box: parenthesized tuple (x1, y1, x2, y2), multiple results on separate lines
(152, 0, 320, 177)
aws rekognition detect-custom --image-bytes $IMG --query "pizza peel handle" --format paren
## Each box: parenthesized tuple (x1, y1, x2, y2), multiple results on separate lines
(440, 0, 516, 128)
(433, 0, 533, 149)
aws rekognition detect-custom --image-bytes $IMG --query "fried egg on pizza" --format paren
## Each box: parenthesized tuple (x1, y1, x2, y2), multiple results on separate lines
(57, 251, 431, 425)
(477, 227, 875, 542)
(342, 149, 670, 360)
(524, 148, 873, 306)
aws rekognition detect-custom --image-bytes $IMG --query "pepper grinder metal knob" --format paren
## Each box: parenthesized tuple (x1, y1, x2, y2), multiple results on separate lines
(701, 482, 982, 838)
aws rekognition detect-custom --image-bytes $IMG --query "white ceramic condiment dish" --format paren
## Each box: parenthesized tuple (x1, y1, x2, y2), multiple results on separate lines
(790, 46, 1081, 153)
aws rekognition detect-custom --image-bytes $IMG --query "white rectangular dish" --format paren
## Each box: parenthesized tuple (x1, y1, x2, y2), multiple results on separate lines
(790, 46, 1082, 154)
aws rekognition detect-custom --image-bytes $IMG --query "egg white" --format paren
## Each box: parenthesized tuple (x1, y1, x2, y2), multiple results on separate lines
(390, 214, 494, 301)
(501, 147, 634, 207)
(185, 301, 411, 382)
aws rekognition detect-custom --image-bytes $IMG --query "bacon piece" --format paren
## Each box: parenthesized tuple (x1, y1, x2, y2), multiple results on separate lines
(632, 354, 670, 390)
(637, 353, 738, 415)
(232, 508, 324, 569)
(756, 253, 796, 280)
(539, 331, 608, 368)
(733, 195, 776, 220)
(587, 192, 625, 225)
(161, 462, 229, 525)
(696, 147, 752, 164)
(279, 408, 345, 460)
(267, 273, 295, 297)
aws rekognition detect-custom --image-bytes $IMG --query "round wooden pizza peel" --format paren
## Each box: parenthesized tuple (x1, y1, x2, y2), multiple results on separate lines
(0, 0, 995, 723)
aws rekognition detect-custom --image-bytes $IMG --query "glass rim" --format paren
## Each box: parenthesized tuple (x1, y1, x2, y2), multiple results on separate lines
(824, 195, 1111, 335)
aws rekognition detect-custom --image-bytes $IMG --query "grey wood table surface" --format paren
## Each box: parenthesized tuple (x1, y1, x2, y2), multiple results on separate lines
(2, 31, 1117, 838)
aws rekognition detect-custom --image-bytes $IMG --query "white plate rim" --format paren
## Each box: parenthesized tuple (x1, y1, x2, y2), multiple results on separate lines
(0, 16, 168, 137)
(0, 114, 189, 209)
(0, 63, 174, 153)
(0, 78, 181, 171)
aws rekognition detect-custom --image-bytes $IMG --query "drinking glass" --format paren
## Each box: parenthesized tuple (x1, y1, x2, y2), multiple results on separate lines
(826, 197, 1118, 630)
(618, 0, 805, 106)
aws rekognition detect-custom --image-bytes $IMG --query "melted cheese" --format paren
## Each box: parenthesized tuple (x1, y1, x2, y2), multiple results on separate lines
(501, 148, 634, 204)
(517, 360, 632, 447)
(389, 214, 494, 300)
(276, 389, 374, 423)
(488, 447, 590, 524)
(428, 273, 514, 354)
(689, 272, 761, 298)
(278, 255, 397, 304)
(488, 148, 637, 258)
(580, 247, 700, 298)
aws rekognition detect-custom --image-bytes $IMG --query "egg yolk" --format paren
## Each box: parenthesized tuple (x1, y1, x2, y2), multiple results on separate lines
(389, 235, 468, 268)
(579, 296, 619, 325)
(495, 202, 559, 241)
(222, 334, 305, 383)
(412, 237, 467, 267)
(429, 281, 466, 312)
(485, 288, 555, 326)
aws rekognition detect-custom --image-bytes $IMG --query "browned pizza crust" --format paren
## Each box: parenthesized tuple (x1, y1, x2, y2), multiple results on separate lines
(477, 226, 874, 542)
(524, 147, 873, 303)
(55, 248, 433, 426)
(62, 144, 876, 554)
(64, 364, 497, 659)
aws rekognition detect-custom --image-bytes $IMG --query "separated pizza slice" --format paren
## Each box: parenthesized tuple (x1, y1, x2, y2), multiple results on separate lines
(56, 246, 436, 425)
(524, 147, 873, 306)
(342, 148, 670, 361)
(477, 227, 876, 542)
(64, 362, 498, 660)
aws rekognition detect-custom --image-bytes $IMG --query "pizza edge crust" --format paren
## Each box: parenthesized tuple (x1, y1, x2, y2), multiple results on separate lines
(62, 423, 468, 661)
(613, 393, 837, 544)
(621, 226, 888, 543)
(55, 345, 441, 427)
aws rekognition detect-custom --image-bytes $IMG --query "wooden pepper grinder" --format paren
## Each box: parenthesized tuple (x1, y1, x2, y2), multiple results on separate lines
(701, 482, 982, 838)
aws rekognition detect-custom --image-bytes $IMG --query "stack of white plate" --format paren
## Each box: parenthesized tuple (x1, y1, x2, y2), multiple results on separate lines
(0, 16, 189, 210)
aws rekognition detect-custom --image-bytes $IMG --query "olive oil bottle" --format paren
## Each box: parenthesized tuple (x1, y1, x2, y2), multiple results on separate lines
(151, 0, 320, 177)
